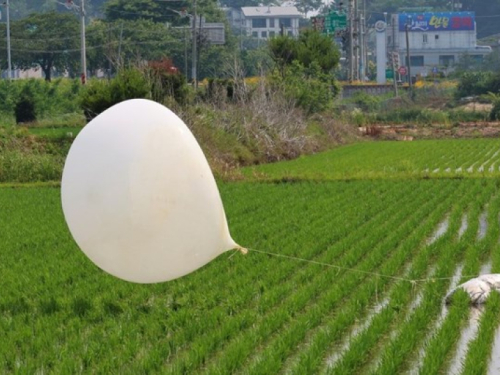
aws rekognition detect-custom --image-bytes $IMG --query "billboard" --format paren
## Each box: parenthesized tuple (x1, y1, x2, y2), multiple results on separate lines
(398, 12, 475, 32)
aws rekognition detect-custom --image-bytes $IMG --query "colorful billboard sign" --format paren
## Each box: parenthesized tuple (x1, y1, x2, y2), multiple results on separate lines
(398, 12, 475, 32)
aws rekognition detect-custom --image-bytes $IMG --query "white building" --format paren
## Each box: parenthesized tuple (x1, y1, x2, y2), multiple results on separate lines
(388, 12, 491, 76)
(240, 6, 302, 39)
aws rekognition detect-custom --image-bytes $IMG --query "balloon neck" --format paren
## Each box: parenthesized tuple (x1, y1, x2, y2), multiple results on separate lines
(224, 238, 247, 255)
(236, 246, 248, 255)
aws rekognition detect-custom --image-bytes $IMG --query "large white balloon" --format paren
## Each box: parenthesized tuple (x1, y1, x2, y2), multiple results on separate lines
(61, 99, 241, 283)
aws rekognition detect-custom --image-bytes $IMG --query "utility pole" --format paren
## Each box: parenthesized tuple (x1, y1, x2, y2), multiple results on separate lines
(348, 0, 354, 82)
(359, 10, 365, 81)
(118, 21, 124, 70)
(405, 16, 412, 96)
(6, 0, 11, 80)
(80, 0, 86, 84)
(192, 0, 197, 88)
(184, 24, 188, 76)
(391, 52, 398, 97)
(354, 0, 358, 81)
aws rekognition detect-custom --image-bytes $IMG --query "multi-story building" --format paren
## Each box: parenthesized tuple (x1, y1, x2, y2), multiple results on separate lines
(388, 12, 491, 76)
(240, 6, 301, 39)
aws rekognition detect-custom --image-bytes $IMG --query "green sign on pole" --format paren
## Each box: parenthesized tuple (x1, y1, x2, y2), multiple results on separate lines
(324, 11, 347, 33)
(386, 69, 394, 79)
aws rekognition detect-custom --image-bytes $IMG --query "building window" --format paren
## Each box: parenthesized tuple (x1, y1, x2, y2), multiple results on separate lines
(252, 31, 258, 38)
(423, 34, 428, 43)
(252, 18, 266, 28)
(269, 31, 275, 37)
(269, 18, 275, 28)
(435, 34, 439, 40)
(439, 55, 455, 67)
(279, 18, 292, 27)
(261, 31, 267, 38)
(409, 56, 424, 67)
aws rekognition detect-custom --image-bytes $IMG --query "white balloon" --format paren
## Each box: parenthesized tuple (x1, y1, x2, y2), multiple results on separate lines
(61, 99, 241, 283)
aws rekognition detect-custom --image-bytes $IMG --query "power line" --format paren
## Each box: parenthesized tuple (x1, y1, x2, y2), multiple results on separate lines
(0, 40, 183, 53)
(6, 28, 185, 42)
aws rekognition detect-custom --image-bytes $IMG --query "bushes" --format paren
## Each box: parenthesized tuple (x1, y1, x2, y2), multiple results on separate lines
(147, 59, 189, 105)
(15, 87, 36, 124)
(80, 67, 191, 121)
(0, 79, 83, 125)
(271, 61, 339, 114)
(349, 91, 382, 112)
(455, 71, 500, 99)
(80, 69, 150, 121)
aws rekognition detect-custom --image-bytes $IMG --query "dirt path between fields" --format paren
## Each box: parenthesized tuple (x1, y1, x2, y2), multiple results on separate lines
(359, 121, 500, 140)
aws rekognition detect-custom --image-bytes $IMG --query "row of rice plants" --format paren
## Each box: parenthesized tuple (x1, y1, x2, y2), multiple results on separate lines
(324, 179, 477, 375)
(449, 188, 500, 374)
(0, 181, 418, 373)
(409, 181, 500, 374)
(245, 139, 500, 180)
(202, 181, 460, 374)
(436, 141, 491, 173)
(0, 183, 361, 372)
(159, 181, 410, 372)
(461, 292, 500, 375)
(289, 181, 475, 374)
(370, 179, 496, 374)
(241, 186, 458, 373)
(172, 182, 434, 374)
(360, 189, 472, 373)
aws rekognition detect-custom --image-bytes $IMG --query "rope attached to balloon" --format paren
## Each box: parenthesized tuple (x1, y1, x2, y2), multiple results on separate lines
(240, 248, 477, 285)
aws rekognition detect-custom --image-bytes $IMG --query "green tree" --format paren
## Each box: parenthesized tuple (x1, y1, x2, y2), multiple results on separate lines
(268, 31, 340, 78)
(86, 19, 185, 75)
(104, 0, 165, 22)
(104, 0, 224, 25)
(294, 0, 322, 17)
(0, 12, 80, 81)
(296, 30, 340, 73)
(268, 35, 299, 78)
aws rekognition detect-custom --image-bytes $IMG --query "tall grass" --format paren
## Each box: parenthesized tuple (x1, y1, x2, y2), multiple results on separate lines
(0, 78, 82, 125)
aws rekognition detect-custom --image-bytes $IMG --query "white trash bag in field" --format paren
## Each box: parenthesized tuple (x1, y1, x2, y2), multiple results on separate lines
(61, 99, 244, 284)
(446, 274, 500, 304)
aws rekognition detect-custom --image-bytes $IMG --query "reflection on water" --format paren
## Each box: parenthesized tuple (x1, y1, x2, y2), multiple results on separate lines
(407, 265, 463, 375)
(487, 325, 500, 374)
(459, 214, 468, 239)
(428, 217, 449, 245)
(478, 211, 488, 240)
(326, 298, 389, 368)
(448, 306, 484, 375)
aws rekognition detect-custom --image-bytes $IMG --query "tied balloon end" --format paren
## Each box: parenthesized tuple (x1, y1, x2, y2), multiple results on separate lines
(224, 236, 246, 255)
(236, 246, 248, 255)
(227, 245, 248, 260)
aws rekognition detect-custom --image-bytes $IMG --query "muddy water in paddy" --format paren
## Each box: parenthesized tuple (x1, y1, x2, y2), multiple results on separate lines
(407, 264, 464, 375)
(428, 217, 449, 245)
(487, 326, 500, 374)
(447, 306, 484, 375)
(325, 298, 390, 368)
(447, 261, 492, 374)
(478, 211, 488, 240)
(459, 214, 468, 238)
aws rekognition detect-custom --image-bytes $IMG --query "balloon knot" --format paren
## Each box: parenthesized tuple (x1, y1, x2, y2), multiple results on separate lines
(238, 247, 248, 255)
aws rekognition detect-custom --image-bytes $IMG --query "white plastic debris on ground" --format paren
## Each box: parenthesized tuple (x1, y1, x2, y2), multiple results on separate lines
(446, 274, 500, 305)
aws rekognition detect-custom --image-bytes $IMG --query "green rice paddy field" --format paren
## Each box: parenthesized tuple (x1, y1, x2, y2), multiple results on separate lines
(3, 138, 500, 374)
